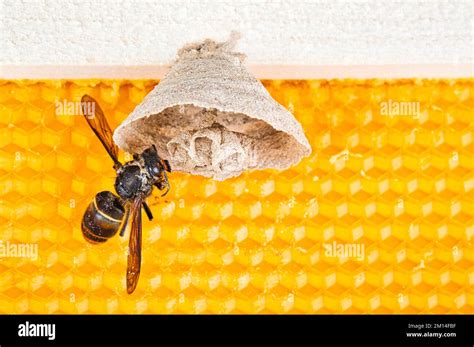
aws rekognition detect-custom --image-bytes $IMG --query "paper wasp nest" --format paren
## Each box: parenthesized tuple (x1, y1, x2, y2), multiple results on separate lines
(113, 33, 311, 180)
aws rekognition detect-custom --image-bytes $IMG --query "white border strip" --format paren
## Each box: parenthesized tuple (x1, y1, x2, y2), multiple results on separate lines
(1, 65, 472, 80)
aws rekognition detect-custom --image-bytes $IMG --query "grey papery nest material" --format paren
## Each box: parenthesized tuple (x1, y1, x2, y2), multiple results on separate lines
(113, 32, 311, 180)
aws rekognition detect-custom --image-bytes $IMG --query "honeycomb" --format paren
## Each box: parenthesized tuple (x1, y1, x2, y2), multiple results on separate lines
(0, 78, 472, 314)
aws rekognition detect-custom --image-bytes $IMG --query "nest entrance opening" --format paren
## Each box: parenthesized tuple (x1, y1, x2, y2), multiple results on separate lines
(126, 104, 305, 180)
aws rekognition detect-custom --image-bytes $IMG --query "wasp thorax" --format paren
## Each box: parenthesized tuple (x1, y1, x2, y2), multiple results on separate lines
(115, 164, 144, 200)
(81, 191, 126, 243)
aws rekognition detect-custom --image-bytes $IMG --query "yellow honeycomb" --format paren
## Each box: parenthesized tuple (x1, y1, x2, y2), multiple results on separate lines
(0, 78, 472, 314)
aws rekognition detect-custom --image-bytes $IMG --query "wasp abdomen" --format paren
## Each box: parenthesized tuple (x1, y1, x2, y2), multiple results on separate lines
(81, 191, 125, 243)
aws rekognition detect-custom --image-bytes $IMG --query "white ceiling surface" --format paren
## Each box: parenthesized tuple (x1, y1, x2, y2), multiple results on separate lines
(0, 0, 473, 77)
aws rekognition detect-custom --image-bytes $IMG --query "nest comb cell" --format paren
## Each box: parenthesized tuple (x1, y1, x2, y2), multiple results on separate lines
(113, 33, 311, 180)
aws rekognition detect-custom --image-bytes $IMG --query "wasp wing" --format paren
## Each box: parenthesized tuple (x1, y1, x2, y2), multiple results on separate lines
(126, 197, 143, 294)
(81, 94, 121, 168)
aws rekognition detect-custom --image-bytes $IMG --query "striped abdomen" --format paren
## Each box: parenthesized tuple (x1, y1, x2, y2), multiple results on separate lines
(81, 191, 126, 243)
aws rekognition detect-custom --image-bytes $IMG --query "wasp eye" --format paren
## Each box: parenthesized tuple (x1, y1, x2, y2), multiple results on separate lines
(152, 166, 160, 174)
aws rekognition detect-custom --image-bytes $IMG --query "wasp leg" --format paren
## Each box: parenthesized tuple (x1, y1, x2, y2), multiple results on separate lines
(154, 171, 170, 197)
(160, 181, 170, 197)
(142, 202, 153, 221)
(119, 207, 131, 237)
